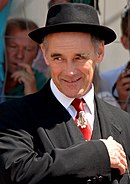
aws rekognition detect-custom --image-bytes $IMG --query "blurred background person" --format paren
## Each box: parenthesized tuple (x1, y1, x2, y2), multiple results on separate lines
(100, 5, 130, 112)
(1, 17, 47, 103)
(93, 65, 120, 108)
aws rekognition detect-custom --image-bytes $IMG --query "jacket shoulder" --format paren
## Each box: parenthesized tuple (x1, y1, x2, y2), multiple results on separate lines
(95, 95, 130, 123)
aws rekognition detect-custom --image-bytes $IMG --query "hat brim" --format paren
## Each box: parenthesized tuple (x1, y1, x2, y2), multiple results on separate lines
(28, 23, 116, 45)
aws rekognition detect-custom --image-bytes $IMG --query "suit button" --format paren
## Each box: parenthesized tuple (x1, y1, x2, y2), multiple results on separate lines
(98, 175, 103, 182)
(86, 179, 92, 184)
(92, 176, 97, 183)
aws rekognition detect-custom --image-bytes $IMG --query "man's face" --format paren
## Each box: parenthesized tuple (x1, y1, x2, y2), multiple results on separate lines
(5, 27, 38, 74)
(42, 32, 104, 98)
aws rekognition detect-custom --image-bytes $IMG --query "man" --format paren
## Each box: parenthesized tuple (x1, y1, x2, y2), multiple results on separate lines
(1, 18, 47, 102)
(0, 3, 129, 184)
(100, 5, 130, 112)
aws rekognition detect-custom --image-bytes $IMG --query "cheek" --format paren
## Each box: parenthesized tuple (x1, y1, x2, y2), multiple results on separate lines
(29, 49, 37, 58)
(50, 65, 64, 82)
(50, 66, 60, 76)
(83, 63, 94, 82)
(23, 54, 36, 65)
(83, 61, 94, 75)
(6, 50, 13, 58)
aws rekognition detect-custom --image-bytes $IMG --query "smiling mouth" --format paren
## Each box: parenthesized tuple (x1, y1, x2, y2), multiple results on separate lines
(63, 78, 81, 83)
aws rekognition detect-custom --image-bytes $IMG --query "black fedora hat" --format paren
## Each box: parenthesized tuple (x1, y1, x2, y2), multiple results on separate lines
(28, 3, 116, 45)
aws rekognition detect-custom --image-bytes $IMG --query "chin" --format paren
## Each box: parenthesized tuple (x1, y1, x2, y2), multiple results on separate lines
(64, 91, 82, 98)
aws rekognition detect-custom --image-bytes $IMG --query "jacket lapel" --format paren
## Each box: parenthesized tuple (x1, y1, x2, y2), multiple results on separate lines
(39, 82, 84, 147)
(95, 96, 122, 142)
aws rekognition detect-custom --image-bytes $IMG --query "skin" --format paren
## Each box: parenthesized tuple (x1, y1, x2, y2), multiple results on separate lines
(41, 31, 127, 175)
(116, 69, 130, 110)
(116, 34, 130, 111)
(41, 32, 103, 98)
(5, 27, 39, 95)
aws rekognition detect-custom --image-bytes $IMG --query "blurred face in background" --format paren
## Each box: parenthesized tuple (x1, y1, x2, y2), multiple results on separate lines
(120, 26, 130, 51)
(5, 27, 38, 74)
(120, 7, 130, 51)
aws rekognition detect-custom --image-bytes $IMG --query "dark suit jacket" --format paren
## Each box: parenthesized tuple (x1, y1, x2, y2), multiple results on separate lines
(0, 80, 130, 184)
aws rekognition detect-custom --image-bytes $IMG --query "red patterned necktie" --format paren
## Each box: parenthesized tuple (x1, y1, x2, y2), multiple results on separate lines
(72, 98, 92, 140)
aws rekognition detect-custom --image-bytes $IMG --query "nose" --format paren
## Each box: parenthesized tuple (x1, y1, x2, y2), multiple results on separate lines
(65, 60, 76, 75)
(15, 48, 24, 59)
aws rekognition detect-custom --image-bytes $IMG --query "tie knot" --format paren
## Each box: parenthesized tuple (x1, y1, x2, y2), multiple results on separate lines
(72, 98, 85, 113)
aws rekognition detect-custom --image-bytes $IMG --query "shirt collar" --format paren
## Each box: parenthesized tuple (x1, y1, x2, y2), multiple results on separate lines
(50, 79, 94, 114)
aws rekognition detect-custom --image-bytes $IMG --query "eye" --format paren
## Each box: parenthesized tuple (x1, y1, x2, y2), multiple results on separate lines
(8, 44, 17, 49)
(53, 57, 64, 62)
(25, 47, 33, 52)
(24, 46, 36, 52)
(74, 55, 88, 62)
(75, 56, 82, 61)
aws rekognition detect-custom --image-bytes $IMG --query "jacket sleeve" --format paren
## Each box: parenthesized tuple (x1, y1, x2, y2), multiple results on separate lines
(0, 100, 111, 184)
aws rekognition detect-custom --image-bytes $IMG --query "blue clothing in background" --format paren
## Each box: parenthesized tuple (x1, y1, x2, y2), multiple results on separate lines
(0, 0, 12, 93)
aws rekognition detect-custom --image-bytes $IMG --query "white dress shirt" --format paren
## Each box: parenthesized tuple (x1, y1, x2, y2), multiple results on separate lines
(50, 79, 94, 130)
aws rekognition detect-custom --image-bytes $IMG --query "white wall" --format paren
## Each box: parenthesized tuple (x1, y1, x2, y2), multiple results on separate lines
(98, 0, 129, 72)
(9, 0, 49, 27)
(9, 0, 129, 72)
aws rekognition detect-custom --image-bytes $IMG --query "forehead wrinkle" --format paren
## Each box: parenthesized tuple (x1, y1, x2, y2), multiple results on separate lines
(46, 32, 94, 58)
(47, 32, 92, 46)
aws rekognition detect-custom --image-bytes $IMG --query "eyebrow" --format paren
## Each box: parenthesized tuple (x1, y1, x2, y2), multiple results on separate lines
(50, 53, 62, 57)
(78, 53, 90, 58)
(50, 52, 90, 57)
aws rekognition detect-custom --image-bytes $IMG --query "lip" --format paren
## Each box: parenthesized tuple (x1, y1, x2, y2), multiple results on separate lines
(9, 63, 19, 71)
(63, 77, 81, 83)
(10, 62, 17, 66)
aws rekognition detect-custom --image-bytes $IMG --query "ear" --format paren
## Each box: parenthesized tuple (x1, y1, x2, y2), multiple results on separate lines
(96, 41, 104, 64)
(120, 35, 129, 50)
(40, 44, 50, 66)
